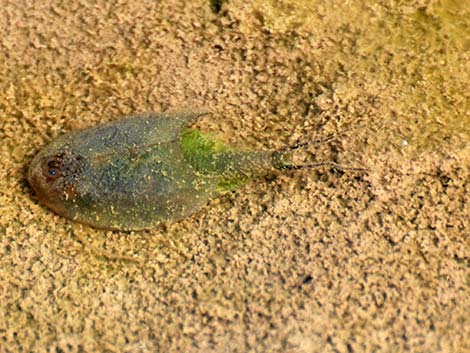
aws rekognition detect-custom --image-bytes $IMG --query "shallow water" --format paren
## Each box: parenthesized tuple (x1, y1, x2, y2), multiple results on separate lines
(0, 1, 469, 352)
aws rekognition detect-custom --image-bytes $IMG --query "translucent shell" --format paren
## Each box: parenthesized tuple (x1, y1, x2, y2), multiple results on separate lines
(28, 112, 222, 230)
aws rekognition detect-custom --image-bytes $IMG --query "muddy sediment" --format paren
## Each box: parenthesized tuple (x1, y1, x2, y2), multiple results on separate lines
(0, 1, 469, 352)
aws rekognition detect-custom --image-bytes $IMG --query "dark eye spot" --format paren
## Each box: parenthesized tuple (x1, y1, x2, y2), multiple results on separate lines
(44, 156, 63, 180)
(46, 165, 61, 179)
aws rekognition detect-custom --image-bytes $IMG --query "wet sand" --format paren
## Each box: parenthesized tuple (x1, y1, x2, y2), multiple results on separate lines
(0, 0, 469, 352)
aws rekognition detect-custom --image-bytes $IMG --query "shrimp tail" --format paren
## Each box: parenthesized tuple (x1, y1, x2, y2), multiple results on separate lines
(272, 135, 366, 172)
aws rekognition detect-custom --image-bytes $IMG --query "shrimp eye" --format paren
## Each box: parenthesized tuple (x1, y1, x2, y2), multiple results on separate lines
(44, 156, 63, 179)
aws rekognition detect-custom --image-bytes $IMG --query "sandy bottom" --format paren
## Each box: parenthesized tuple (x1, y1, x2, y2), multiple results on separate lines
(1, 0, 469, 352)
